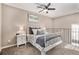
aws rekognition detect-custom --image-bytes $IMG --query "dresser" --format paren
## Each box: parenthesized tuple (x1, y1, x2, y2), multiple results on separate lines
(16, 33, 27, 47)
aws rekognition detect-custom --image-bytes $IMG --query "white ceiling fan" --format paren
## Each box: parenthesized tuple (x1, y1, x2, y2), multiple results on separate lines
(36, 3, 56, 13)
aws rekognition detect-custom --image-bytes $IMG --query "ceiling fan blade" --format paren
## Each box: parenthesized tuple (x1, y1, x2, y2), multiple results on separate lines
(37, 6, 43, 8)
(47, 3, 51, 7)
(39, 9, 44, 13)
(48, 8, 56, 10)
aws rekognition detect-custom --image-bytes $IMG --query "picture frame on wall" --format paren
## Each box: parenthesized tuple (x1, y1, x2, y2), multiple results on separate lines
(29, 14, 38, 22)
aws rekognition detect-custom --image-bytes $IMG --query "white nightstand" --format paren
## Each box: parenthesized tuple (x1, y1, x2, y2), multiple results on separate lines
(16, 33, 27, 47)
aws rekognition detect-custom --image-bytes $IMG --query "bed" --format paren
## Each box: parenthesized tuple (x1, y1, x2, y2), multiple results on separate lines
(27, 27, 62, 55)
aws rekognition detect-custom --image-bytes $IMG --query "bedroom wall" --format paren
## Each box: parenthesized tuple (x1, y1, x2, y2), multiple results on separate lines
(2, 4, 27, 47)
(39, 15, 54, 33)
(53, 13, 79, 28)
(53, 13, 79, 43)
(2, 4, 54, 47)
(0, 4, 2, 51)
(39, 16, 54, 28)
(28, 16, 54, 28)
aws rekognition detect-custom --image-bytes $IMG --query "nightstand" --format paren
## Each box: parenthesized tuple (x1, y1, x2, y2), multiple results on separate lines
(16, 33, 27, 47)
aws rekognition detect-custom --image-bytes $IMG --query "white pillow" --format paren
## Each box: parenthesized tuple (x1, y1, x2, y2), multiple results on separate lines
(37, 28, 48, 35)
(41, 27, 48, 34)
(32, 29, 38, 35)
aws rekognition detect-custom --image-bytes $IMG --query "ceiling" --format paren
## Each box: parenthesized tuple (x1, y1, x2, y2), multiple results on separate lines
(4, 3, 79, 18)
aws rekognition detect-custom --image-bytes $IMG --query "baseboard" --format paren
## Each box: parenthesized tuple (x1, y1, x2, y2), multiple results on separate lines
(1, 44, 16, 49)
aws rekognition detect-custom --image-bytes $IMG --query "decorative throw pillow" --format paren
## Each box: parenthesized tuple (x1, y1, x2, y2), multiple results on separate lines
(37, 29, 45, 35)
(29, 27, 33, 34)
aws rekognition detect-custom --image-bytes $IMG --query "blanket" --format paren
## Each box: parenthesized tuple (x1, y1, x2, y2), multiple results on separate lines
(36, 33, 61, 47)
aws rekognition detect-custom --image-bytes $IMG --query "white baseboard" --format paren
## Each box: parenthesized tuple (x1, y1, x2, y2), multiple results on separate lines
(1, 44, 16, 49)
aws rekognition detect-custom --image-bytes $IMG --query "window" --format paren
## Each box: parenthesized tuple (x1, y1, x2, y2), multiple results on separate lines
(71, 24, 79, 46)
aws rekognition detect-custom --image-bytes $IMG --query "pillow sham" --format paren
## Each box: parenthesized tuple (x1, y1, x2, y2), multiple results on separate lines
(37, 29, 45, 35)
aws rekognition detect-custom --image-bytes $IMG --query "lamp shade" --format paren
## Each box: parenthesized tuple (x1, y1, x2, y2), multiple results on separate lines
(17, 24, 25, 34)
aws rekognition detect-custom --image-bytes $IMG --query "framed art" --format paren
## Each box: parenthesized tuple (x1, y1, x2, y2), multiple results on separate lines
(29, 15, 38, 22)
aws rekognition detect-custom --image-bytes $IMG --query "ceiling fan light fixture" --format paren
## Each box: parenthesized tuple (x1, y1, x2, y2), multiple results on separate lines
(43, 9, 48, 13)
(43, 9, 48, 12)
(46, 11, 48, 13)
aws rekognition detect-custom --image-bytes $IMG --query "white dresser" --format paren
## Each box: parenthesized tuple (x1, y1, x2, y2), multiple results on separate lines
(16, 34, 27, 47)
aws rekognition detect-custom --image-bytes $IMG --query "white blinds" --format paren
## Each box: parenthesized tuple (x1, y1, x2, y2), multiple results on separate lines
(71, 24, 79, 46)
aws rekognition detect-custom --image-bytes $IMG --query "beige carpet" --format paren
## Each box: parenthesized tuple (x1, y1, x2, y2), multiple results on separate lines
(64, 44, 79, 51)
(1, 43, 79, 55)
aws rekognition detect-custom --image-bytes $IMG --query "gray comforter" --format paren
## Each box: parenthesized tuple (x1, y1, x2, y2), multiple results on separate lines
(36, 33, 61, 47)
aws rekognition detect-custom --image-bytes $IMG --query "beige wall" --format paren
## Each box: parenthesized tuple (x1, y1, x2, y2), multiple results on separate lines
(39, 16, 54, 33)
(2, 4, 53, 47)
(53, 13, 79, 28)
(29, 16, 53, 28)
(2, 4, 27, 47)
(0, 4, 2, 51)
(39, 16, 54, 28)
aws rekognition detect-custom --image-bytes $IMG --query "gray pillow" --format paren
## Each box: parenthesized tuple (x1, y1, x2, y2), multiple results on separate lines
(37, 29, 45, 35)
